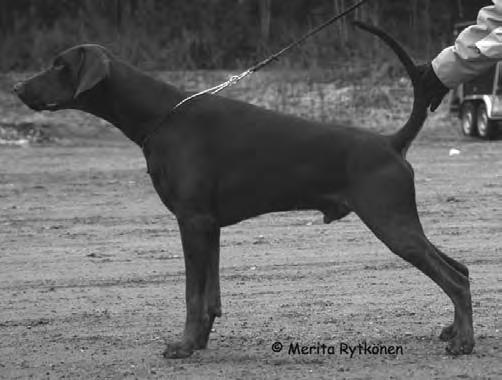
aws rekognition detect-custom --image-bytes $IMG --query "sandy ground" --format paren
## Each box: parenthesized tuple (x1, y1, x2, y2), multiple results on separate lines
(0, 132, 500, 379)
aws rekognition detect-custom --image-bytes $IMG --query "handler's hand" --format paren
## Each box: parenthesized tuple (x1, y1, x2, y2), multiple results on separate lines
(417, 63, 449, 112)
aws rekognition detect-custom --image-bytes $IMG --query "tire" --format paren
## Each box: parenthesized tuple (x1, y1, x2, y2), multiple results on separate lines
(461, 102, 477, 137)
(476, 103, 497, 140)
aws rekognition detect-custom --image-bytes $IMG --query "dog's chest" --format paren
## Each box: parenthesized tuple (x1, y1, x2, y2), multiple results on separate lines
(143, 148, 176, 212)
(148, 168, 175, 212)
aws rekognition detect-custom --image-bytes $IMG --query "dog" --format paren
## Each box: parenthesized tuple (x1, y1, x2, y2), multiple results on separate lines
(13, 22, 474, 357)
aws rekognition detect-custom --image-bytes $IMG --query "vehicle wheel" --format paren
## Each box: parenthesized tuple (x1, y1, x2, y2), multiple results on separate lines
(477, 103, 497, 140)
(461, 102, 477, 137)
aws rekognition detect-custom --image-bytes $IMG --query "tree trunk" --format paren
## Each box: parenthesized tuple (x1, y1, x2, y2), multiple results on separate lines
(259, 0, 272, 43)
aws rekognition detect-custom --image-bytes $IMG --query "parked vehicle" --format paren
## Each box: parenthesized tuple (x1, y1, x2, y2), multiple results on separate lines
(449, 21, 501, 139)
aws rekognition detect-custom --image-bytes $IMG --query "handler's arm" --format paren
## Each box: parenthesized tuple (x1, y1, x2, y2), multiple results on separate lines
(432, 0, 502, 88)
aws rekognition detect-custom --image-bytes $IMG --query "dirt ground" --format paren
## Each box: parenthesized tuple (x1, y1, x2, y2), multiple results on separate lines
(0, 76, 501, 379)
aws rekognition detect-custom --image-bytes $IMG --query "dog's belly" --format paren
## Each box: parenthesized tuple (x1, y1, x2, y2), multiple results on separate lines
(215, 170, 350, 226)
(216, 192, 351, 226)
(212, 145, 353, 225)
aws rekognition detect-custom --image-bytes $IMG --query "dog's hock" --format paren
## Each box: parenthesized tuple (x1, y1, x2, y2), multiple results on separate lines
(74, 45, 110, 98)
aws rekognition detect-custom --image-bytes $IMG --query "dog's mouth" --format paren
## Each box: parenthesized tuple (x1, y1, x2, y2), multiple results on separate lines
(16, 90, 66, 111)
(44, 102, 61, 110)
(23, 100, 62, 112)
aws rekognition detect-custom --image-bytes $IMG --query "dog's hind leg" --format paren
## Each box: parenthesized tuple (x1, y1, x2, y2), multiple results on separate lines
(421, 236, 470, 340)
(433, 248, 469, 278)
(348, 164, 474, 355)
(429, 244, 469, 341)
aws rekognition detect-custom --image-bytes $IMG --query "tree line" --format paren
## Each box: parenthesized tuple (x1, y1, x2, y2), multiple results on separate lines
(0, 0, 492, 71)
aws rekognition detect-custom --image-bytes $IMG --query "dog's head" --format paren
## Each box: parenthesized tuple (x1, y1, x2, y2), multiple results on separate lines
(14, 44, 110, 111)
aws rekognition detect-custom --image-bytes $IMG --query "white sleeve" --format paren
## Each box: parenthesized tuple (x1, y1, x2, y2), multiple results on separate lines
(432, 0, 502, 88)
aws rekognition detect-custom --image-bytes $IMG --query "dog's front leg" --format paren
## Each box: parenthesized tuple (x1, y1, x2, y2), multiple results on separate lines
(163, 213, 221, 359)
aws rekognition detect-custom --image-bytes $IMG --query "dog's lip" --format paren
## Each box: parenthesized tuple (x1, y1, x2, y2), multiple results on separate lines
(44, 103, 60, 110)
(24, 102, 44, 111)
(23, 101, 61, 111)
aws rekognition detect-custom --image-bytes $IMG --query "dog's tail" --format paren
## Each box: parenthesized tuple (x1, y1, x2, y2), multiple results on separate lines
(353, 21, 427, 155)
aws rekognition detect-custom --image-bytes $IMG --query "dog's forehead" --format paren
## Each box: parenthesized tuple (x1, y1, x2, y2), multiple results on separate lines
(58, 44, 108, 61)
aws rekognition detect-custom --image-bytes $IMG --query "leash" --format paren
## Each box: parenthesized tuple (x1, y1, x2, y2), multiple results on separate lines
(141, 0, 368, 148)
(171, 0, 368, 112)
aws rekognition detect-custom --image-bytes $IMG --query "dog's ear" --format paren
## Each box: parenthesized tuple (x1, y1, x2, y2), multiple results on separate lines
(74, 45, 110, 98)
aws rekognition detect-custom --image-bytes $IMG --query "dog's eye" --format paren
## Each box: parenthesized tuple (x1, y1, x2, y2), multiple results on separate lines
(53, 63, 66, 71)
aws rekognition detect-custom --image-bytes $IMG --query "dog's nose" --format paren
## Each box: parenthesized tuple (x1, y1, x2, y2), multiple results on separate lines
(12, 82, 24, 94)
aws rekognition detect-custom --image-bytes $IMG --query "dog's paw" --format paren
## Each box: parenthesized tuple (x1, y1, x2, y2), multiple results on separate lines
(445, 334, 475, 355)
(439, 324, 457, 342)
(163, 341, 195, 359)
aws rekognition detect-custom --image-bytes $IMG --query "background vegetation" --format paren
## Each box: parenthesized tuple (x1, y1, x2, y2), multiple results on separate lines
(0, 0, 492, 72)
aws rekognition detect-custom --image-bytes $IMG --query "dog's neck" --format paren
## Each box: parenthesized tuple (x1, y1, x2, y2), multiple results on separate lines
(76, 60, 186, 146)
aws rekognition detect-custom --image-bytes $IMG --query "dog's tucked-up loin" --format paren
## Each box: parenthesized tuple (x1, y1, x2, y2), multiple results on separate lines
(14, 22, 474, 358)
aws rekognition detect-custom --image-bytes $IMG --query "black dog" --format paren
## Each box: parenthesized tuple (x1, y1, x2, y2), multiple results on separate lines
(14, 22, 474, 357)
